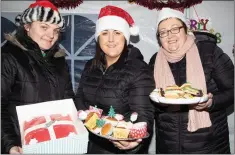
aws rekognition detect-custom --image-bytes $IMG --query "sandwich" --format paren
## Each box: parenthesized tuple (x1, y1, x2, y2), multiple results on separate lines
(164, 85, 184, 99)
(180, 83, 203, 97)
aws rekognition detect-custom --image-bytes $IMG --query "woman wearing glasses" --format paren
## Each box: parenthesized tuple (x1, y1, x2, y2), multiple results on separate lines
(1, 1, 74, 154)
(149, 8, 234, 153)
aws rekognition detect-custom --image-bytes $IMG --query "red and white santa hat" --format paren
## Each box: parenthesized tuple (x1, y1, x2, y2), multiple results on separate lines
(156, 7, 186, 31)
(95, 5, 139, 44)
(15, 0, 65, 29)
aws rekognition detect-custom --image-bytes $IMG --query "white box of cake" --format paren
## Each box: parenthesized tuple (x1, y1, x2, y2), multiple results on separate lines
(16, 99, 88, 154)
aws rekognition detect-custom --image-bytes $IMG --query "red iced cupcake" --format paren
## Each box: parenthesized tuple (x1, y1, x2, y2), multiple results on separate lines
(129, 122, 147, 139)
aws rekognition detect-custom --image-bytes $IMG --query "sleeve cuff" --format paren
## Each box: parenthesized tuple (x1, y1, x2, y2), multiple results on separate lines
(207, 100, 215, 111)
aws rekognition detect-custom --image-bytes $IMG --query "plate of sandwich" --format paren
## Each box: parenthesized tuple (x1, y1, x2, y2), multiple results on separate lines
(149, 83, 209, 105)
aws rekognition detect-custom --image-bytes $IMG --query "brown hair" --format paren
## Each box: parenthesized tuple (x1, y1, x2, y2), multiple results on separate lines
(91, 37, 128, 69)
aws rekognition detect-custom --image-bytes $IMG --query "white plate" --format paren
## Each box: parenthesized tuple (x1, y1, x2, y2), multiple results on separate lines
(149, 93, 209, 105)
(86, 127, 150, 141)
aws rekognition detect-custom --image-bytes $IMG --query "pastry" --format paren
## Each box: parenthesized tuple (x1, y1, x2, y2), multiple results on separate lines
(84, 112, 99, 130)
(129, 122, 147, 139)
(77, 110, 88, 121)
(116, 121, 133, 129)
(130, 112, 138, 122)
(24, 114, 77, 145)
(92, 126, 101, 134)
(104, 116, 118, 126)
(115, 114, 124, 121)
(113, 127, 130, 139)
(89, 105, 103, 118)
(164, 85, 184, 98)
(180, 83, 203, 97)
(100, 123, 113, 136)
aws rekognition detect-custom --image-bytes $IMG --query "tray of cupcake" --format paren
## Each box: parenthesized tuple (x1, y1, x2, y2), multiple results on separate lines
(78, 105, 149, 141)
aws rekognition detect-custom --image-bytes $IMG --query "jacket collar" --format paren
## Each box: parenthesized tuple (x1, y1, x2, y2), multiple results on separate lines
(100, 48, 128, 72)
(4, 33, 66, 58)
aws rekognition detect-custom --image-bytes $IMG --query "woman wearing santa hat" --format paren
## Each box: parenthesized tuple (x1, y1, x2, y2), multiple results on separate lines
(1, 1, 74, 154)
(149, 7, 234, 153)
(75, 5, 155, 154)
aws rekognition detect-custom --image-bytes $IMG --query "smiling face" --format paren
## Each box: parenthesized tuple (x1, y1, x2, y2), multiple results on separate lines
(158, 18, 187, 53)
(99, 29, 125, 64)
(24, 21, 60, 50)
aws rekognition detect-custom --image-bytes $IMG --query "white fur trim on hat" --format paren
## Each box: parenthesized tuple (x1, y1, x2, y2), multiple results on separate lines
(15, 6, 64, 29)
(156, 8, 186, 31)
(95, 16, 131, 43)
(130, 25, 139, 36)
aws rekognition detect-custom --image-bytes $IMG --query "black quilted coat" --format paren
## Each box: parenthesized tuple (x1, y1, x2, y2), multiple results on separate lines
(149, 32, 234, 154)
(75, 45, 155, 154)
(1, 31, 74, 154)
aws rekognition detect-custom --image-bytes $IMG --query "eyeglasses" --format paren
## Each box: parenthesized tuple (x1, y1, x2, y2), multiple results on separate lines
(158, 26, 184, 38)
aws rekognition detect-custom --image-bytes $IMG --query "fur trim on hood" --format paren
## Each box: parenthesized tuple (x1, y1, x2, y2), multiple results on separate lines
(4, 33, 66, 58)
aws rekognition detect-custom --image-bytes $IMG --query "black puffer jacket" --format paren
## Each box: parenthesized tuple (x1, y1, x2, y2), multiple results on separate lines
(75, 45, 155, 154)
(1, 32, 74, 154)
(149, 32, 234, 154)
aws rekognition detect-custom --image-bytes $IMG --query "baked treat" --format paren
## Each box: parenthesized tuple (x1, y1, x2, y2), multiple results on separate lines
(53, 124, 77, 139)
(180, 82, 191, 89)
(100, 123, 113, 136)
(183, 93, 194, 99)
(130, 112, 138, 122)
(129, 122, 147, 139)
(164, 85, 184, 99)
(89, 105, 103, 118)
(77, 110, 88, 121)
(84, 112, 99, 130)
(113, 127, 130, 139)
(85, 112, 98, 123)
(104, 116, 118, 126)
(92, 126, 101, 134)
(164, 90, 184, 99)
(180, 83, 203, 97)
(24, 114, 77, 145)
(116, 121, 133, 129)
(165, 84, 181, 91)
(114, 114, 124, 121)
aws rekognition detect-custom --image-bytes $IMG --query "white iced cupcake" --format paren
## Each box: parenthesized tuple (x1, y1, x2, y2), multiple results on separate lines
(77, 110, 88, 121)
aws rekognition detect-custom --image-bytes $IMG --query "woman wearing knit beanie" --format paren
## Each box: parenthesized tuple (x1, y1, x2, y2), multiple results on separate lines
(75, 5, 155, 154)
(1, 1, 74, 154)
(149, 7, 234, 154)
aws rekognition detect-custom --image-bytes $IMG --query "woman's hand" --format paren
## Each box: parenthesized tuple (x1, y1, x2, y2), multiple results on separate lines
(9, 146, 23, 154)
(193, 93, 213, 110)
(110, 139, 142, 150)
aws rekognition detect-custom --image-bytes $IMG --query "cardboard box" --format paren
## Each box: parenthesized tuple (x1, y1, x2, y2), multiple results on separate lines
(16, 99, 88, 154)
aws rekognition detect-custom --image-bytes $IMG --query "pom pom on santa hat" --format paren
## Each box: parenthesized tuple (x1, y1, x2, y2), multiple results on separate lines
(156, 7, 186, 31)
(15, 0, 65, 29)
(95, 5, 139, 43)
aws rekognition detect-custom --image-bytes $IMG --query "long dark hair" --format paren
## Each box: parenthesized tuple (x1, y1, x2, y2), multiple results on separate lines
(91, 37, 128, 69)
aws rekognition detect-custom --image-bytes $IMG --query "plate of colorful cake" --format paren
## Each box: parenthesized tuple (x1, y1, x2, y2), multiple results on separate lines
(78, 106, 149, 141)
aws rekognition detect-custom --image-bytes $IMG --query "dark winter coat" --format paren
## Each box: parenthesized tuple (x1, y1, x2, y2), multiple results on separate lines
(75, 45, 155, 154)
(1, 32, 74, 154)
(149, 31, 234, 154)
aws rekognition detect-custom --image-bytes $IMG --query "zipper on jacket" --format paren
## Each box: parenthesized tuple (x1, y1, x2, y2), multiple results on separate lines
(178, 114, 182, 153)
(176, 62, 182, 154)
(103, 68, 107, 75)
(94, 68, 108, 105)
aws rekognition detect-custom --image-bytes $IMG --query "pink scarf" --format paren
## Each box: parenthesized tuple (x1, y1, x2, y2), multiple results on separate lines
(154, 35, 212, 132)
